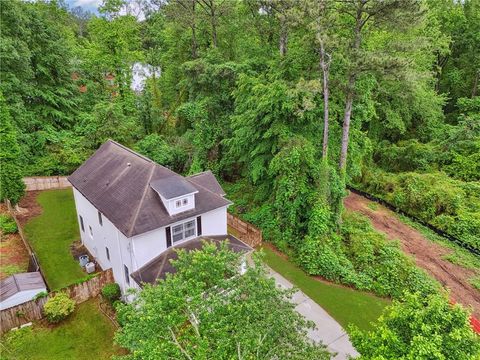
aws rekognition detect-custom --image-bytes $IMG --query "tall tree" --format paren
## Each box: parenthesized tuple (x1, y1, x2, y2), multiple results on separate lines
(0, 93, 25, 204)
(115, 242, 331, 359)
(337, 0, 424, 174)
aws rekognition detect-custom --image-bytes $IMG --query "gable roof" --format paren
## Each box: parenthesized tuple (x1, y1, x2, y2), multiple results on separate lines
(187, 171, 226, 196)
(0, 272, 46, 302)
(68, 140, 231, 238)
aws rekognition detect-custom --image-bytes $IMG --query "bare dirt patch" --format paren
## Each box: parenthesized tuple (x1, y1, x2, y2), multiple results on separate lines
(0, 204, 29, 279)
(16, 191, 43, 226)
(344, 191, 480, 317)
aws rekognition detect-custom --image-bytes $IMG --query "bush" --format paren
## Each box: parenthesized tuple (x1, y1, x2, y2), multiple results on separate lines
(102, 283, 121, 303)
(0, 214, 17, 234)
(43, 292, 75, 323)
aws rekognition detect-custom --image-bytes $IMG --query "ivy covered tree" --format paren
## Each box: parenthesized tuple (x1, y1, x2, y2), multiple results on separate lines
(115, 242, 331, 359)
(0, 93, 25, 204)
(350, 292, 480, 359)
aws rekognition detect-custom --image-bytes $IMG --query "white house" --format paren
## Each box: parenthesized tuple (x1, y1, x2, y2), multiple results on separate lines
(68, 140, 251, 294)
(0, 272, 47, 310)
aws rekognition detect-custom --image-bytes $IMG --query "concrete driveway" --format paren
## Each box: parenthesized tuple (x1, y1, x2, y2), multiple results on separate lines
(268, 269, 359, 360)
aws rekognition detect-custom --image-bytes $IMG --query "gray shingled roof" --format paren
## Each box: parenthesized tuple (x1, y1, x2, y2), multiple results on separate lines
(0, 272, 46, 302)
(187, 170, 226, 196)
(68, 140, 231, 238)
(150, 176, 198, 199)
(131, 235, 252, 286)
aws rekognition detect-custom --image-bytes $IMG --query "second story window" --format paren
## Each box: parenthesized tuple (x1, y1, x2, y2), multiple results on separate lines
(98, 211, 103, 226)
(175, 198, 189, 208)
(175, 199, 182, 208)
(89, 225, 93, 238)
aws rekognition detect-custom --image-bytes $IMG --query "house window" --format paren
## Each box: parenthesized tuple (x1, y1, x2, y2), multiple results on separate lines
(105, 247, 110, 261)
(89, 226, 93, 238)
(79, 216, 85, 232)
(175, 198, 189, 209)
(124, 265, 130, 285)
(172, 219, 196, 243)
(98, 211, 103, 226)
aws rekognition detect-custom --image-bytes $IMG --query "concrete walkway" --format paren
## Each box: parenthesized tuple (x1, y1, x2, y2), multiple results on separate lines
(268, 269, 359, 360)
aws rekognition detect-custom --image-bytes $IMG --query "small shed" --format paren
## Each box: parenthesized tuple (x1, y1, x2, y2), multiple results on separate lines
(0, 272, 47, 310)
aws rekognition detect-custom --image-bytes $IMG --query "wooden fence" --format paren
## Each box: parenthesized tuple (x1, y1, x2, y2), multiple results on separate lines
(23, 176, 71, 191)
(227, 213, 262, 248)
(0, 269, 114, 334)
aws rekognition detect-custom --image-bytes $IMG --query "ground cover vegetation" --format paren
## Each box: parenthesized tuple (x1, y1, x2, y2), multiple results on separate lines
(1, 0, 479, 357)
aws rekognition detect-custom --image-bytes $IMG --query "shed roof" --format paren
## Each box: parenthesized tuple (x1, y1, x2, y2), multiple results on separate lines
(0, 272, 46, 302)
(131, 235, 252, 286)
(187, 171, 226, 196)
(68, 140, 231, 238)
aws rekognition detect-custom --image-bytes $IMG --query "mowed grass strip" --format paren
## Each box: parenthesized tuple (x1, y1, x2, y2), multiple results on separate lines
(262, 246, 390, 331)
(24, 189, 84, 290)
(0, 299, 122, 360)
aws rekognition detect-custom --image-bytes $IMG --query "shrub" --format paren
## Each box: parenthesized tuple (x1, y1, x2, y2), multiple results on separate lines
(102, 283, 121, 303)
(0, 214, 17, 234)
(43, 292, 75, 323)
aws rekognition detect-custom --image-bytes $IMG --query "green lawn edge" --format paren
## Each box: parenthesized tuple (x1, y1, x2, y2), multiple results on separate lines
(24, 189, 85, 290)
(262, 246, 390, 332)
(0, 299, 120, 360)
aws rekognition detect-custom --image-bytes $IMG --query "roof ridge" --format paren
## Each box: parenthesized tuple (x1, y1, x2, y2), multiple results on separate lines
(187, 170, 212, 178)
(107, 139, 154, 164)
(127, 162, 157, 237)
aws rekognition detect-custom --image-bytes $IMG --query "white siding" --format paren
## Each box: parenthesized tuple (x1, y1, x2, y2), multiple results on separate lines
(0, 288, 47, 310)
(73, 187, 229, 294)
(201, 206, 228, 236)
(72, 189, 138, 294)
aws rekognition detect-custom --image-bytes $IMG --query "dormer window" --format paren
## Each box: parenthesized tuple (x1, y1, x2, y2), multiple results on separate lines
(150, 176, 198, 216)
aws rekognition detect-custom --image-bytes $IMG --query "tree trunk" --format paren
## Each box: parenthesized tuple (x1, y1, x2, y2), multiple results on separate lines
(279, 17, 288, 57)
(210, 2, 217, 48)
(191, 1, 198, 58)
(319, 40, 330, 160)
(339, 75, 355, 172)
(472, 69, 479, 98)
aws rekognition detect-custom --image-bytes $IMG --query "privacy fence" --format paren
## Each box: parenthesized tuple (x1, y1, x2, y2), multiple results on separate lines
(0, 269, 114, 334)
(23, 176, 71, 191)
(227, 213, 262, 248)
(347, 186, 480, 257)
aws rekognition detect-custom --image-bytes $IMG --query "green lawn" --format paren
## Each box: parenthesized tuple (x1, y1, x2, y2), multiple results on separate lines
(262, 246, 390, 331)
(0, 299, 121, 360)
(24, 189, 84, 290)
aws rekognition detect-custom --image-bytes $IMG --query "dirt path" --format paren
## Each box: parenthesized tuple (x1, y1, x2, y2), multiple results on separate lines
(344, 191, 480, 318)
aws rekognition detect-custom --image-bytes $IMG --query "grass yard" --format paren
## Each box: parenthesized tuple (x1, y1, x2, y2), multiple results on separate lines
(24, 189, 84, 290)
(262, 246, 390, 331)
(0, 299, 121, 360)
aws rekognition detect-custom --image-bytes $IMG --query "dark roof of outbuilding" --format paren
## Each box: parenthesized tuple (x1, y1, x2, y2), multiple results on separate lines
(68, 140, 231, 238)
(130, 235, 252, 286)
(187, 171, 226, 196)
(0, 272, 46, 302)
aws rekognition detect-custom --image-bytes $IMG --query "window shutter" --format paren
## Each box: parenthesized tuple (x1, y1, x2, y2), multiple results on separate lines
(166, 226, 172, 247)
(196, 216, 202, 236)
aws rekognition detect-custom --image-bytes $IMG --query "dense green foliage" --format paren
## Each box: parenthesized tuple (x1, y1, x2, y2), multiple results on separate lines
(101, 283, 121, 303)
(1, 0, 478, 356)
(350, 292, 480, 359)
(43, 292, 76, 323)
(115, 242, 330, 359)
(0, 214, 18, 234)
